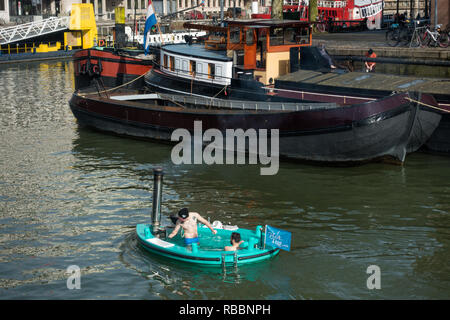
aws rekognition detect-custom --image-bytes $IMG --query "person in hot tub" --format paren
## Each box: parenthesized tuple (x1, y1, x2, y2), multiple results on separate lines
(168, 208, 217, 246)
(224, 232, 244, 251)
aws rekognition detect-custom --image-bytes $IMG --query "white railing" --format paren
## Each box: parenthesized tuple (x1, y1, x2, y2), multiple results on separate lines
(0, 16, 70, 45)
(283, 0, 347, 8)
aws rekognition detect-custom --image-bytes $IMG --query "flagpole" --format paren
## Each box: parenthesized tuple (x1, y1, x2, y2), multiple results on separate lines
(150, 0, 164, 45)
(263, 225, 267, 250)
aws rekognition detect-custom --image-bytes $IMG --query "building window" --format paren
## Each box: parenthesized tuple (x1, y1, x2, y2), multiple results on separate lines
(0, 0, 5, 11)
(127, 0, 132, 9)
(8, 0, 43, 15)
(142, 0, 146, 9)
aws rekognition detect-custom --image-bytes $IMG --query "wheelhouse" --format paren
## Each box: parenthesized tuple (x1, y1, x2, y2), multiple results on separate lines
(225, 20, 311, 85)
(162, 20, 312, 87)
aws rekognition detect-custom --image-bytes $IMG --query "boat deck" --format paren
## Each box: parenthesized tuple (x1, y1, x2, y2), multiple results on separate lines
(276, 69, 450, 98)
(81, 90, 338, 112)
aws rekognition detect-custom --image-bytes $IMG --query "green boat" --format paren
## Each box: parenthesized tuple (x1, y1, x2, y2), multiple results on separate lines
(136, 167, 280, 266)
(136, 222, 280, 266)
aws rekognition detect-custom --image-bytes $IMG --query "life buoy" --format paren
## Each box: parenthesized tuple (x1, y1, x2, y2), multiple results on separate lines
(91, 64, 101, 76)
(80, 63, 87, 75)
(98, 39, 105, 47)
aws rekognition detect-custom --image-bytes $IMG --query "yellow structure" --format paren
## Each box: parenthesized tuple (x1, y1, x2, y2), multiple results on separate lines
(35, 42, 62, 53)
(65, 3, 98, 50)
(115, 7, 125, 24)
(255, 51, 291, 85)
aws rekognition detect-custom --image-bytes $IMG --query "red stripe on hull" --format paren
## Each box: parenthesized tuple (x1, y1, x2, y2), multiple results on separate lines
(74, 49, 152, 78)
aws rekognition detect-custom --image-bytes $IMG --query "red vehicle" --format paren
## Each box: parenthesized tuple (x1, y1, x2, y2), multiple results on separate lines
(253, 0, 383, 30)
(184, 10, 205, 20)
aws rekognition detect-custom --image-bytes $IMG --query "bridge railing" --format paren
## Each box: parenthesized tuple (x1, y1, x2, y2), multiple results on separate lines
(0, 16, 70, 45)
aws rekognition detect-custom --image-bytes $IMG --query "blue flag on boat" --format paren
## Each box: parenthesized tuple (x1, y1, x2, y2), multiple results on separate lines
(265, 225, 291, 251)
(143, 0, 158, 55)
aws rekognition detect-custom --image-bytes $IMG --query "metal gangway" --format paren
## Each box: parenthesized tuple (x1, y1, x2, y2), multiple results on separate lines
(0, 16, 70, 45)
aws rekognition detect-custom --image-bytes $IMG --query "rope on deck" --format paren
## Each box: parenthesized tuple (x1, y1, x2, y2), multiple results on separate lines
(405, 97, 450, 113)
(79, 72, 148, 97)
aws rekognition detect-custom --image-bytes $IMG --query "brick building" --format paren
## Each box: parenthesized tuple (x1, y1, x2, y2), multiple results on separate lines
(431, 0, 449, 27)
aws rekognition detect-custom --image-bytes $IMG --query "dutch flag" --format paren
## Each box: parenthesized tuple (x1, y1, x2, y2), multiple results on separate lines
(144, 0, 158, 55)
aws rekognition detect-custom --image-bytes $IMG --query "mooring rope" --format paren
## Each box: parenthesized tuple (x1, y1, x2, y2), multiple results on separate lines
(212, 85, 228, 99)
(405, 97, 450, 113)
(79, 72, 149, 97)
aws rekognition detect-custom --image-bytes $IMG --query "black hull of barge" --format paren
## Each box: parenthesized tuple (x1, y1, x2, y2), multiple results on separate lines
(274, 73, 450, 154)
(68, 90, 441, 164)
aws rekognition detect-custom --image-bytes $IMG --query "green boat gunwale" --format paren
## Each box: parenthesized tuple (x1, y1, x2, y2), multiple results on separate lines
(136, 223, 280, 265)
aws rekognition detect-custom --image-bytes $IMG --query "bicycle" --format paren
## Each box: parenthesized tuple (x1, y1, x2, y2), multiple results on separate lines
(386, 23, 401, 46)
(312, 20, 327, 33)
(398, 22, 418, 47)
(419, 24, 449, 48)
(386, 19, 420, 47)
(409, 26, 426, 47)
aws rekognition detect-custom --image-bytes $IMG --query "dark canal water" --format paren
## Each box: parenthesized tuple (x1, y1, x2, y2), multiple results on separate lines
(0, 61, 449, 300)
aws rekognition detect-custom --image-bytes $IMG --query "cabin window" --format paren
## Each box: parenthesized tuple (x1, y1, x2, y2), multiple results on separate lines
(208, 63, 215, 79)
(269, 28, 284, 46)
(190, 60, 196, 76)
(182, 60, 188, 72)
(284, 28, 300, 45)
(197, 63, 203, 76)
(175, 58, 180, 71)
(163, 54, 168, 69)
(230, 27, 240, 44)
(298, 27, 310, 45)
(169, 56, 175, 71)
(246, 29, 254, 45)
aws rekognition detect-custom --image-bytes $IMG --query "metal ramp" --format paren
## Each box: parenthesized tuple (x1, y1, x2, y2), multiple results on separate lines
(0, 16, 70, 45)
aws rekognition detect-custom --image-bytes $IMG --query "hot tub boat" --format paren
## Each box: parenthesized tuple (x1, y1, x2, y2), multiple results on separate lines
(135, 168, 281, 267)
(136, 222, 280, 266)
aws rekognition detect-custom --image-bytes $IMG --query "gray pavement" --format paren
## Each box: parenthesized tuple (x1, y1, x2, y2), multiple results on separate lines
(311, 30, 450, 61)
(312, 30, 388, 48)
